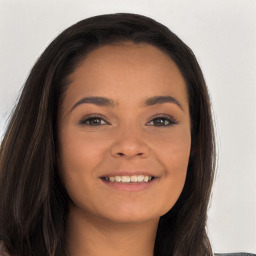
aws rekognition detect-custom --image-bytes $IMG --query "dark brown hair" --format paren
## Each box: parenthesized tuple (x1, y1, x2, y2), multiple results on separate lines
(0, 13, 215, 256)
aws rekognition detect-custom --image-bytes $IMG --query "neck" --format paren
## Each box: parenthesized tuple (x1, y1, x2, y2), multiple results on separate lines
(66, 206, 159, 256)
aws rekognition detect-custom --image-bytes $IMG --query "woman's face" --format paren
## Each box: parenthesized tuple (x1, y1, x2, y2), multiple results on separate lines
(57, 42, 191, 224)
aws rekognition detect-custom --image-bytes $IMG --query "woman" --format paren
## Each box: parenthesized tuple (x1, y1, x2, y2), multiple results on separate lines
(0, 13, 216, 256)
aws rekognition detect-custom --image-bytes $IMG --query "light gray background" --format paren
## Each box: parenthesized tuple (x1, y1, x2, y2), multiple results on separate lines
(0, 0, 255, 254)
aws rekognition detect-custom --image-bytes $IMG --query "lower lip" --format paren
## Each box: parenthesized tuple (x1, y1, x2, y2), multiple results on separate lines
(100, 178, 158, 192)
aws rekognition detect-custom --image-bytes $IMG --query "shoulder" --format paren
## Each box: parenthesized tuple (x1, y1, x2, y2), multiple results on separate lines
(0, 242, 10, 256)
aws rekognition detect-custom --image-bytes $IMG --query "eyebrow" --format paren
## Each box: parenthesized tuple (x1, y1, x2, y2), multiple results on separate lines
(69, 95, 184, 112)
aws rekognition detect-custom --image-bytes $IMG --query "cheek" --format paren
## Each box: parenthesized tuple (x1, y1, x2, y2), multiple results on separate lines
(59, 126, 108, 169)
(153, 128, 191, 212)
(165, 133, 191, 170)
(163, 131, 191, 184)
(153, 125, 191, 168)
(57, 127, 109, 198)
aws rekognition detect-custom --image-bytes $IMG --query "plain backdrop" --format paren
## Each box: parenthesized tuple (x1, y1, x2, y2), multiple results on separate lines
(0, 0, 255, 254)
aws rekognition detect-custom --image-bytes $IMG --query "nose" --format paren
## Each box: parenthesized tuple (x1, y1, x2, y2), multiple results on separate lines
(110, 125, 150, 159)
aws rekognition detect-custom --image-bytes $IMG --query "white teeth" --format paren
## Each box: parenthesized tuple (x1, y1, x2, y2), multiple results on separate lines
(104, 175, 154, 183)
(130, 175, 138, 182)
(121, 176, 130, 183)
(109, 176, 115, 182)
(137, 175, 144, 182)
(115, 176, 121, 182)
(144, 176, 149, 182)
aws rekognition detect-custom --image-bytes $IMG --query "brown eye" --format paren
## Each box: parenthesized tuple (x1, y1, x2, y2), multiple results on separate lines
(147, 115, 178, 127)
(79, 115, 108, 126)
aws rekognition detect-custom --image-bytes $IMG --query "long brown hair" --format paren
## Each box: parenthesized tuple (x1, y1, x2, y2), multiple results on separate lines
(0, 13, 215, 256)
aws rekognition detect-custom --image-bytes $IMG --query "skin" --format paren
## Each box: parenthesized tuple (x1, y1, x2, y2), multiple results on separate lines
(57, 42, 191, 256)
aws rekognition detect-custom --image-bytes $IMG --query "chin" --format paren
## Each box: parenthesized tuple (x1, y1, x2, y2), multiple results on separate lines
(93, 202, 173, 225)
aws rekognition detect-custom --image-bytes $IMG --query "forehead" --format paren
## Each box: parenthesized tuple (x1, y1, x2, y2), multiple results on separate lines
(75, 42, 182, 79)
(64, 42, 189, 111)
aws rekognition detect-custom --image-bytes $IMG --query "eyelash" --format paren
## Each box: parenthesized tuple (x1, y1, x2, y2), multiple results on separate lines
(78, 114, 179, 127)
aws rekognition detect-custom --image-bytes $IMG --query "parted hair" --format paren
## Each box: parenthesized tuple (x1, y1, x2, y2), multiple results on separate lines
(0, 13, 215, 256)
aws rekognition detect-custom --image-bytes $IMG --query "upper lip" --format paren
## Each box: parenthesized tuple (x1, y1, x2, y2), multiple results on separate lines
(100, 170, 158, 178)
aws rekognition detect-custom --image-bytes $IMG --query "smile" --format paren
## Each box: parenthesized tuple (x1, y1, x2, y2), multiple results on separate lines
(101, 175, 156, 183)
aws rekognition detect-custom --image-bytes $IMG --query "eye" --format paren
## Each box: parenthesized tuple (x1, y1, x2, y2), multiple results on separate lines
(78, 114, 178, 127)
(147, 115, 178, 127)
(79, 115, 109, 126)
